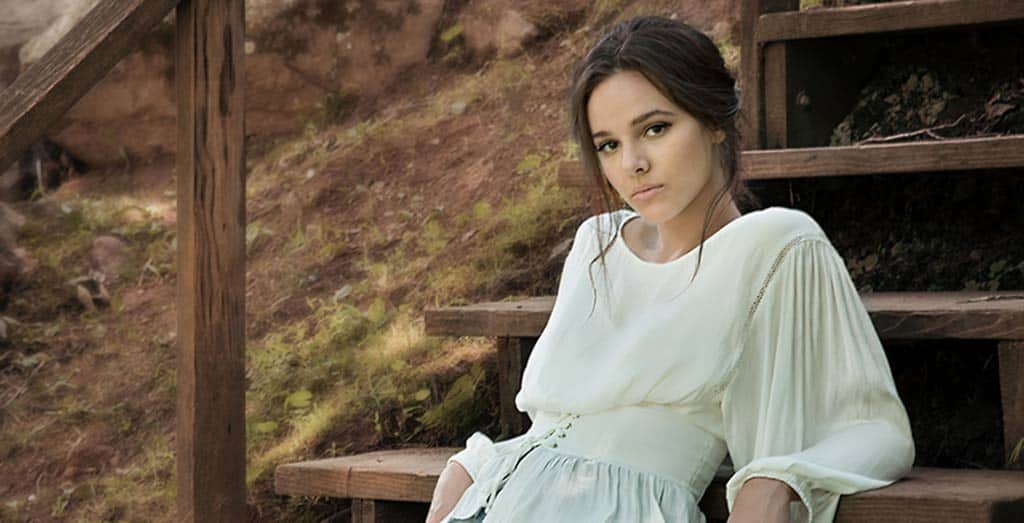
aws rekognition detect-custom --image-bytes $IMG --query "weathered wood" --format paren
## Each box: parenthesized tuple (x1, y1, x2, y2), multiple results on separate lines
(998, 341, 1024, 468)
(0, 0, 179, 172)
(834, 467, 1024, 522)
(560, 136, 1024, 186)
(275, 448, 460, 501)
(762, 41, 789, 148)
(351, 498, 429, 523)
(426, 292, 1024, 340)
(739, 0, 800, 150)
(496, 336, 535, 436)
(738, 0, 761, 150)
(276, 449, 1024, 523)
(865, 292, 1024, 340)
(742, 135, 1024, 180)
(425, 296, 556, 338)
(175, 0, 246, 521)
(756, 0, 1024, 43)
(767, 37, 883, 149)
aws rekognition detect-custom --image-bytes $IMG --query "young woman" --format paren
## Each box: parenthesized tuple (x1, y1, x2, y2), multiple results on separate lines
(426, 15, 914, 523)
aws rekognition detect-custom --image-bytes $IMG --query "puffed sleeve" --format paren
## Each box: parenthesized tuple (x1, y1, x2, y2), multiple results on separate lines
(446, 215, 595, 481)
(721, 234, 915, 523)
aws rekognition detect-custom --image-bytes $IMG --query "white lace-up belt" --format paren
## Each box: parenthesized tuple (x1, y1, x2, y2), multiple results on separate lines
(478, 404, 728, 513)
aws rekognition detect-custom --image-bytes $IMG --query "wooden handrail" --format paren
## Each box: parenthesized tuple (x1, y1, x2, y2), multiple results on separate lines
(0, 0, 179, 172)
(0, 0, 248, 520)
(755, 0, 1024, 43)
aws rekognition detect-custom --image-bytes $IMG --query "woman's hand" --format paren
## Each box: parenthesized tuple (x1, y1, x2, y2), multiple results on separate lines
(425, 461, 474, 523)
(727, 477, 797, 523)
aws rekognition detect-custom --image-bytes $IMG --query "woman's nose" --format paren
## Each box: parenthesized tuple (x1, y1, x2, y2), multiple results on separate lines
(620, 144, 649, 174)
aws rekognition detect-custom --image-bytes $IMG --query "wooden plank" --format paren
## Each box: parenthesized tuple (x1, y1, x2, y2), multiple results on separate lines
(425, 296, 556, 338)
(175, 0, 246, 521)
(756, 0, 1024, 43)
(738, 0, 762, 150)
(864, 292, 1024, 340)
(425, 292, 1024, 340)
(742, 135, 1024, 179)
(998, 341, 1024, 469)
(351, 498, 428, 523)
(778, 38, 883, 149)
(762, 41, 789, 148)
(275, 448, 460, 501)
(496, 336, 535, 437)
(559, 136, 1024, 185)
(739, 0, 800, 150)
(0, 0, 179, 172)
(276, 450, 1024, 523)
(835, 467, 1024, 522)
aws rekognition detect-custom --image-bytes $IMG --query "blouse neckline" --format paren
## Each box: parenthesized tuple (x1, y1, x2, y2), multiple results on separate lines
(614, 207, 769, 267)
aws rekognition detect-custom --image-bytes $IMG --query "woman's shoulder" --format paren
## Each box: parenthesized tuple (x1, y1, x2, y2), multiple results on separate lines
(570, 209, 634, 250)
(727, 206, 833, 279)
(740, 206, 827, 246)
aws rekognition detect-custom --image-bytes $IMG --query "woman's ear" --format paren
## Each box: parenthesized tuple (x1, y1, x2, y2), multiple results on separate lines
(712, 129, 725, 144)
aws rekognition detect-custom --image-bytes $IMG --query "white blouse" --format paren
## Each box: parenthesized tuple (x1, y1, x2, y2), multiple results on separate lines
(445, 206, 915, 522)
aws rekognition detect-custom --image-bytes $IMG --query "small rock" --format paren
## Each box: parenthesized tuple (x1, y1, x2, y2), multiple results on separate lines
(68, 274, 111, 312)
(76, 284, 96, 311)
(451, 100, 468, 115)
(495, 9, 538, 58)
(90, 234, 130, 282)
(0, 203, 26, 230)
(13, 248, 37, 275)
(332, 284, 353, 303)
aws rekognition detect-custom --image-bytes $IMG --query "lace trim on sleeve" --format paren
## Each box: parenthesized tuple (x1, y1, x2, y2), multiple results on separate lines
(706, 233, 829, 400)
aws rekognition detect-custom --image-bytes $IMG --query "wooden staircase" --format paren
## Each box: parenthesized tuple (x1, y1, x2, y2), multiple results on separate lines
(275, 1, 1024, 521)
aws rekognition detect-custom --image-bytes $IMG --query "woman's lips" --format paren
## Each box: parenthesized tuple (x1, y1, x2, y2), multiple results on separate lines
(632, 185, 664, 201)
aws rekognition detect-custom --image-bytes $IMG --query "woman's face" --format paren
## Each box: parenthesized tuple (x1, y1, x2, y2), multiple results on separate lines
(587, 70, 725, 224)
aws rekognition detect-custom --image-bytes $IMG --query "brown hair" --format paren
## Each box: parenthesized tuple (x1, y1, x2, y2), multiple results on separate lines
(567, 15, 761, 317)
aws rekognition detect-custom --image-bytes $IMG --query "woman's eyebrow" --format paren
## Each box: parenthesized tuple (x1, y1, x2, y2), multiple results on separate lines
(591, 109, 676, 139)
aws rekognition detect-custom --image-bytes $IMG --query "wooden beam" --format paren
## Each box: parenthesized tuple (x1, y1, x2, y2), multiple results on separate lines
(741, 135, 1024, 179)
(276, 450, 1024, 523)
(834, 467, 1024, 522)
(426, 292, 1024, 340)
(275, 448, 459, 501)
(496, 336, 534, 437)
(756, 0, 1024, 43)
(0, 0, 179, 172)
(560, 136, 1024, 185)
(762, 41, 789, 148)
(998, 341, 1024, 468)
(175, 0, 246, 521)
(739, 0, 799, 150)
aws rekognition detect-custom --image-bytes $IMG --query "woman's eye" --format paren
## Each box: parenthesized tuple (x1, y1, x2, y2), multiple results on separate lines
(645, 123, 669, 137)
(595, 141, 617, 154)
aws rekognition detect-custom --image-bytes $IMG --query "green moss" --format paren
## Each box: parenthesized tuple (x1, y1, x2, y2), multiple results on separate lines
(307, 89, 360, 133)
(419, 363, 487, 435)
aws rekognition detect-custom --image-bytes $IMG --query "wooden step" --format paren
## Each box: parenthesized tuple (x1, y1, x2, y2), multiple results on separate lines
(275, 447, 455, 502)
(425, 291, 1024, 340)
(425, 292, 1024, 457)
(275, 447, 1024, 522)
(755, 0, 1024, 43)
(558, 136, 1024, 187)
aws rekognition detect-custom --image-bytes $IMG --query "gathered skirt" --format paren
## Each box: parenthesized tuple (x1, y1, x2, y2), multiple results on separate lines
(441, 443, 707, 523)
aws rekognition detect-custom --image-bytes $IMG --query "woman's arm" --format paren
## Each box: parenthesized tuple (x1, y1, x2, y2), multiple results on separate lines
(425, 461, 473, 523)
(728, 477, 798, 523)
(721, 235, 915, 522)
